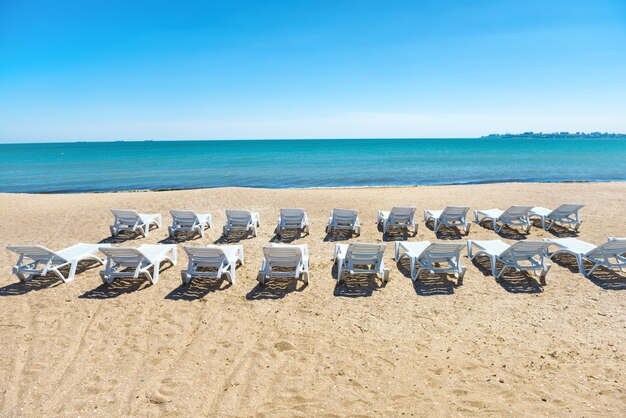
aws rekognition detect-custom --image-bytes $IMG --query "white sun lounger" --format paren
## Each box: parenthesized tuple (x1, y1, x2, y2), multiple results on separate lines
(424, 206, 471, 234)
(544, 237, 626, 277)
(223, 210, 260, 238)
(182, 245, 244, 285)
(376, 206, 417, 235)
(326, 208, 360, 236)
(258, 244, 309, 285)
(99, 244, 177, 285)
(467, 240, 551, 280)
(276, 208, 310, 237)
(395, 241, 467, 281)
(7, 243, 111, 283)
(169, 210, 213, 238)
(474, 205, 533, 233)
(333, 243, 389, 283)
(110, 209, 162, 237)
(530, 204, 584, 231)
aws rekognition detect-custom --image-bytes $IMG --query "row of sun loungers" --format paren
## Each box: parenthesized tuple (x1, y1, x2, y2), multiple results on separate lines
(7, 238, 625, 286)
(474, 204, 584, 234)
(110, 203, 586, 241)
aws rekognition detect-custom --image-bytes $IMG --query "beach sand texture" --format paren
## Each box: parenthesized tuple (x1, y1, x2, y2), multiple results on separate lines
(1, 182, 625, 417)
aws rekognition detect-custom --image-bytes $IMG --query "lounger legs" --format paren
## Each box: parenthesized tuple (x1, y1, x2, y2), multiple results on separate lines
(489, 256, 499, 278)
(145, 268, 156, 285)
(575, 255, 598, 278)
(181, 270, 192, 285)
(61, 261, 80, 283)
(257, 272, 266, 285)
(228, 265, 236, 284)
(410, 258, 417, 281)
(457, 266, 467, 281)
(336, 267, 344, 283)
(222, 270, 233, 285)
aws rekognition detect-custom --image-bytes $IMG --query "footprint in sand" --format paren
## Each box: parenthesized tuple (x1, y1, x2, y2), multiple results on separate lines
(274, 340, 295, 352)
(147, 378, 176, 405)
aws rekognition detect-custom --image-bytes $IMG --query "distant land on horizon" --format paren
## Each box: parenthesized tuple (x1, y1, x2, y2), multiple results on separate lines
(482, 132, 626, 139)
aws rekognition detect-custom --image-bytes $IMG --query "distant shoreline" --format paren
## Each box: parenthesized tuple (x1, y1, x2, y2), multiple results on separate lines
(482, 132, 626, 139)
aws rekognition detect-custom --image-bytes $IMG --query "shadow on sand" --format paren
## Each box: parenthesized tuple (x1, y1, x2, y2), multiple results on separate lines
(79, 263, 174, 299)
(331, 262, 386, 297)
(475, 219, 529, 240)
(550, 253, 626, 290)
(246, 278, 307, 300)
(395, 258, 461, 296)
(166, 277, 232, 301)
(0, 260, 103, 296)
(471, 255, 544, 294)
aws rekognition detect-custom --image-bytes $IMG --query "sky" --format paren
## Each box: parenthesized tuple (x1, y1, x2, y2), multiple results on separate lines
(1, 0, 625, 143)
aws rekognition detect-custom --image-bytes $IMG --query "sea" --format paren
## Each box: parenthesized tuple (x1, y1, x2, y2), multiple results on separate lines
(0, 138, 625, 193)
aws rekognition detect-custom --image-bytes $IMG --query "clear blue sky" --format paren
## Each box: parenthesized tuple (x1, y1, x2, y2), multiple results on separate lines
(1, 0, 625, 142)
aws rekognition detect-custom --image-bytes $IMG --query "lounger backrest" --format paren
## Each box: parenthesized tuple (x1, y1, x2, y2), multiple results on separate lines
(418, 243, 465, 264)
(441, 206, 470, 221)
(501, 205, 533, 221)
(389, 206, 416, 224)
(332, 208, 358, 225)
(346, 243, 385, 267)
(111, 209, 140, 224)
(7, 245, 64, 264)
(263, 246, 303, 269)
(500, 241, 549, 262)
(171, 210, 199, 226)
(552, 204, 584, 218)
(226, 210, 252, 226)
(587, 239, 626, 258)
(184, 247, 226, 267)
(100, 247, 146, 267)
(280, 208, 306, 224)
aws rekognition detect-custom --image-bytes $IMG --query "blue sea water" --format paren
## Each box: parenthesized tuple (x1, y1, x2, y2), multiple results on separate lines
(0, 138, 625, 193)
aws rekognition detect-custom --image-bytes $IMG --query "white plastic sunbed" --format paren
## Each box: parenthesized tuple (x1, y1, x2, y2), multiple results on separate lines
(223, 210, 260, 238)
(182, 245, 244, 285)
(395, 241, 466, 281)
(467, 240, 551, 280)
(169, 210, 213, 238)
(424, 206, 471, 234)
(333, 243, 389, 283)
(326, 208, 360, 236)
(276, 208, 310, 237)
(7, 243, 111, 283)
(474, 205, 533, 234)
(376, 206, 417, 235)
(544, 237, 626, 277)
(258, 244, 309, 285)
(99, 244, 177, 285)
(110, 209, 162, 237)
(530, 204, 584, 231)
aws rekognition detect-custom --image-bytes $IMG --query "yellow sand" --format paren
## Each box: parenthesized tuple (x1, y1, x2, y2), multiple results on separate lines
(1, 182, 625, 416)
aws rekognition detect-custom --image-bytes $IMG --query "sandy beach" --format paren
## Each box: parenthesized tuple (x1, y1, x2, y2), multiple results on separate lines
(1, 182, 625, 417)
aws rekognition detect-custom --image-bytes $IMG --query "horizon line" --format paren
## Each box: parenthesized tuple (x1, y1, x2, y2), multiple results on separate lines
(2, 133, 625, 145)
